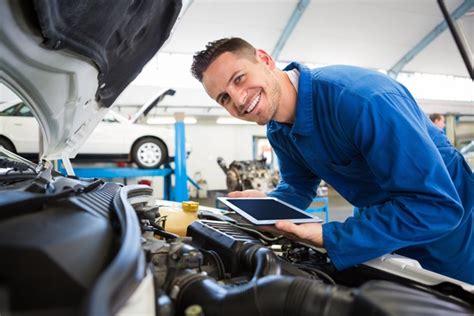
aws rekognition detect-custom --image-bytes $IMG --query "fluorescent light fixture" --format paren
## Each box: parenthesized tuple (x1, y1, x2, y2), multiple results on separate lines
(147, 116, 197, 124)
(216, 117, 256, 125)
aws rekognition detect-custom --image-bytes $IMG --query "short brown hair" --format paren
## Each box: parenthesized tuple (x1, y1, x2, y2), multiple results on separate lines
(191, 37, 257, 82)
(429, 113, 443, 122)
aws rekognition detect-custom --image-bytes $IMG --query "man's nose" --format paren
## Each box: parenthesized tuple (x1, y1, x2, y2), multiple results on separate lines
(229, 87, 247, 111)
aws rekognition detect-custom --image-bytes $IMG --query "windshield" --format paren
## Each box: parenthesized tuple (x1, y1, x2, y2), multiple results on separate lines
(0, 104, 18, 116)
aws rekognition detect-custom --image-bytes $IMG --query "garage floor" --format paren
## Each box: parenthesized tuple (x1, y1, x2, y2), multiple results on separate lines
(321, 187, 354, 222)
(196, 187, 354, 223)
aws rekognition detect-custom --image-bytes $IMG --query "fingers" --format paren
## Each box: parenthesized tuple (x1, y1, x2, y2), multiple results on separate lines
(274, 221, 304, 240)
(227, 190, 266, 197)
(227, 191, 246, 197)
(274, 221, 324, 247)
(227, 191, 244, 197)
(275, 220, 297, 233)
(257, 223, 298, 240)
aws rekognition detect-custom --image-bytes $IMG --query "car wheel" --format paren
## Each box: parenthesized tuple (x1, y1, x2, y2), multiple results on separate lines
(0, 137, 15, 153)
(131, 138, 168, 169)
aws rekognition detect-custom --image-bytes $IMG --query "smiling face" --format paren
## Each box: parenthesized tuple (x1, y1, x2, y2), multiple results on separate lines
(202, 50, 283, 125)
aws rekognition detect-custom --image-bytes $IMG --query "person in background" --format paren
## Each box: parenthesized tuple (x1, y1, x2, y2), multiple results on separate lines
(191, 37, 474, 283)
(429, 113, 446, 130)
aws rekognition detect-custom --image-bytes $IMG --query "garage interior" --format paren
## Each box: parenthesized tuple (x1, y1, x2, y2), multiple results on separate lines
(0, 0, 473, 314)
(3, 0, 471, 208)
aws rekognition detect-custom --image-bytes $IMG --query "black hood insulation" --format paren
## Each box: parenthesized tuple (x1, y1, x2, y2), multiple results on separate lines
(32, 0, 182, 107)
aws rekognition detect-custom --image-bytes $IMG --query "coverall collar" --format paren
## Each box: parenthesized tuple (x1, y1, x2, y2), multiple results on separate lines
(268, 62, 314, 136)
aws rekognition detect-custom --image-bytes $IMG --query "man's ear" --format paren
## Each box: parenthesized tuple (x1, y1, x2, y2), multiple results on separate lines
(256, 49, 275, 69)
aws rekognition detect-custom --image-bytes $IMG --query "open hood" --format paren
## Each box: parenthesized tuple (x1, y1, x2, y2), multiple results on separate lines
(0, 0, 182, 160)
(129, 88, 176, 124)
(103, 89, 176, 125)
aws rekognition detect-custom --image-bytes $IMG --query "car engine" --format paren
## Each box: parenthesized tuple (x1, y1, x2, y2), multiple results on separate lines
(0, 150, 473, 315)
(145, 221, 474, 315)
(216, 157, 279, 192)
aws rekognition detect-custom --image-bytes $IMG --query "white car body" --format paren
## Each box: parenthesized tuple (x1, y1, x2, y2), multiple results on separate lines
(0, 98, 182, 168)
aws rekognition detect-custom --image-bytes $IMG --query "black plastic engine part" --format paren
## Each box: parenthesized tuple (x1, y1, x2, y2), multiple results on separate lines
(0, 201, 114, 311)
(0, 182, 150, 315)
(187, 220, 260, 275)
(82, 185, 149, 316)
(186, 220, 320, 281)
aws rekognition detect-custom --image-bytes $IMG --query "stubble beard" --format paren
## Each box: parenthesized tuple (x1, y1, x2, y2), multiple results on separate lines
(256, 76, 281, 126)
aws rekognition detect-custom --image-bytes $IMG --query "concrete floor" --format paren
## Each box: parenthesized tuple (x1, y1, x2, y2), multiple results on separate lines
(195, 187, 354, 224)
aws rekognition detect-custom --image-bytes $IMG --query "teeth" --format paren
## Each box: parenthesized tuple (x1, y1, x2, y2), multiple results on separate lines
(246, 93, 261, 113)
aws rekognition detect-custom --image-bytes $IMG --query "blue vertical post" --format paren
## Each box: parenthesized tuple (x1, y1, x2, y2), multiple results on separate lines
(163, 164, 171, 200)
(174, 112, 189, 201)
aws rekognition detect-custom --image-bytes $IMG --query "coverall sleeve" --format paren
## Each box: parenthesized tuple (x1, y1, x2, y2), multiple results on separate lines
(267, 137, 321, 210)
(322, 92, 465, 270)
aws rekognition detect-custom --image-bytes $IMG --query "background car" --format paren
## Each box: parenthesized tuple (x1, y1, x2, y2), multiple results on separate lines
(0, 90, 187, 169)
(460, 140, 474, 171)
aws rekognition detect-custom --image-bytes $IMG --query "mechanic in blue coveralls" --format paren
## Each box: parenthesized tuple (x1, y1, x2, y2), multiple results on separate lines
(191, 37, 474, 283)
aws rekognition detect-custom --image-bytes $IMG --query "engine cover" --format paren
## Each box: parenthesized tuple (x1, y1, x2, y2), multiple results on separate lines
(187, 220, 259, 275)
(0, 183, 119, 311)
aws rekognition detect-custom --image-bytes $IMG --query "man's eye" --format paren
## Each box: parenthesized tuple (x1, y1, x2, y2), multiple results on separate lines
(235, 74, 244, 84)
(221, 94, 229, 105)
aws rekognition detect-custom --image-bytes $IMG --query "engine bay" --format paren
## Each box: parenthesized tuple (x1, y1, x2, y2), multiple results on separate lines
(0, 152, 473, 315)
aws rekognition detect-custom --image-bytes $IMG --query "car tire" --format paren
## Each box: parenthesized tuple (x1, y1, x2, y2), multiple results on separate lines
(0, 137, 16, 153)
(131, 138, 168, 169)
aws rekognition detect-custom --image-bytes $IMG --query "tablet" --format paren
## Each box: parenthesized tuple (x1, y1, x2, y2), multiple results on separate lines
(217, 197, 322, 225)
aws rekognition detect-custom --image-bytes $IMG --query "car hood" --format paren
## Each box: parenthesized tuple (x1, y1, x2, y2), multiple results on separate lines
(0, 0, 182, 161)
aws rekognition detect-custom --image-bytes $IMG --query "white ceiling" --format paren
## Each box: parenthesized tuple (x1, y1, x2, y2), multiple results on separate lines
(162, 0, 473, 78)
(2, 1, 472, 117)
(112, 0, 474, 116)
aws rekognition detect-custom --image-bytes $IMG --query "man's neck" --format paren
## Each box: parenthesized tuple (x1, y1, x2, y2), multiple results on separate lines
(273, 70, 297, 124)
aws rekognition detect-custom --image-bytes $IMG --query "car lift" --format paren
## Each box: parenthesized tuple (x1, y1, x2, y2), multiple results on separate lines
(60, 113, 196, 202)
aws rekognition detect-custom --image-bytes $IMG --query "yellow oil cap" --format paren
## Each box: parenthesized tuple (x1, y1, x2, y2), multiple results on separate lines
(182, 201, 199, 212)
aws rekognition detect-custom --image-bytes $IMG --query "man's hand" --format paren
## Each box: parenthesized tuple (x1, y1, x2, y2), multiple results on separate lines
(227, 190, 266, 197)
(265, 221, 324, 247)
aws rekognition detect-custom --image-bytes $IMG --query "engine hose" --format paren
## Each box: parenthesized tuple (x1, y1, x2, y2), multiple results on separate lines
(172, 243, 352, 315)
(238, 243, 282, 280)
(175, 274, 354, 316)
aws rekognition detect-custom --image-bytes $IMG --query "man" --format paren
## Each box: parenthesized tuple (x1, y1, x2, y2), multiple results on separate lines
(430, 113, 446, 130)
(191, 37, 474, 283)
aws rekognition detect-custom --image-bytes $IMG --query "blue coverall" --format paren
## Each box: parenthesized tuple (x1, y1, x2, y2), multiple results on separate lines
(267, 63, 474, 283)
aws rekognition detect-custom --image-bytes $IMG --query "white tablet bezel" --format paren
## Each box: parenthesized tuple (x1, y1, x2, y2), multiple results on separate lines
(217, 197, 322, 225)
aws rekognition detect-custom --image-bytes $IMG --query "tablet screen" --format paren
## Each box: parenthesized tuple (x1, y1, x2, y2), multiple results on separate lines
(225, 198, 313, 220)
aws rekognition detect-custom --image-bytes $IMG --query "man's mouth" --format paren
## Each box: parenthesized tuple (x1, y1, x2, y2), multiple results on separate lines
(245, 92, 261, 114)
